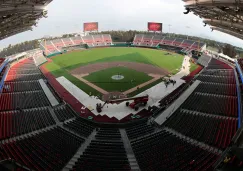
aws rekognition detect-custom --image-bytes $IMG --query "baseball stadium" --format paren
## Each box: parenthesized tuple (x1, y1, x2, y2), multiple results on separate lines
(0, 0, 243, 171)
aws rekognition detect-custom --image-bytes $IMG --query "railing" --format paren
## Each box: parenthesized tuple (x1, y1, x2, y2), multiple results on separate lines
(0, 65, 9, 94)
(0, 58, 9, 73)
(236, 60, 243, 83)
(235, 61, 243, 128)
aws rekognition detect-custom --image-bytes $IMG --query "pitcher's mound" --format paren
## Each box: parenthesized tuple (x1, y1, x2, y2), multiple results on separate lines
(111, 75, 124, 80)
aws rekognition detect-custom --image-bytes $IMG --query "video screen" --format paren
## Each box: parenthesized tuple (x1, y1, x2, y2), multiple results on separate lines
(148, 22, 162, 32)
(84, 22, 98, 31)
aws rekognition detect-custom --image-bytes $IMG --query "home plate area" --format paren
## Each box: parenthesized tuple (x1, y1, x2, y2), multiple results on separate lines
(103, 92, 127, 101)
(56, 75, 186, 120)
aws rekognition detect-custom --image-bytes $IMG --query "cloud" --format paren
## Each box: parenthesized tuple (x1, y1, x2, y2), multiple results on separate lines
(0, 0, 242, 48)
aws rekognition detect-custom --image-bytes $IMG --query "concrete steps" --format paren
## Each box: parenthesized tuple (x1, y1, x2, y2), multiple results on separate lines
(120, 129, 140, 171)
(62, 130, 97, 171)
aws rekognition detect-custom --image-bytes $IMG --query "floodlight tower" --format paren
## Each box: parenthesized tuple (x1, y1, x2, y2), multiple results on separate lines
(186, 26, 190, 40)
(168, 24, 172, 37)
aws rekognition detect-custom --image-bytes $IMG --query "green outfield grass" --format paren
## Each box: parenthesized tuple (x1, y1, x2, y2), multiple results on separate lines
(83, 67, 153, 92)
(50, 47, 184, 72)
(45, 47, 185, 97)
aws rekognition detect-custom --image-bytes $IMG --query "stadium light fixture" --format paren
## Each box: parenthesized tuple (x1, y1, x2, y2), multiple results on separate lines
(168, 24, 172, 37)
(186, 26, 190, 40)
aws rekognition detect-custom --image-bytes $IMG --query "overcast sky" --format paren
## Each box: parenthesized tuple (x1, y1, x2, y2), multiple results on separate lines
(0, 0, 243, 49)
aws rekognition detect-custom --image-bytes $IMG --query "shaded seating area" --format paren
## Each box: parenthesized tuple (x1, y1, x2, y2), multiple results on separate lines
(181, 92, 238, 117)
(95, 128, 122, 140)
(206, 58, 232, 70)
(72, 128, 131, 171)
(1, 127, 84, 171)
(0, 91, 50, 111)
(131, 130, 219, 171)
(63, 117, 95, 137)
(5, 73, 44, 82)
(164, 110, 238, 150)
(2, 81, 42, 93)
(194, 82, 237, 96)
(0, 58, 51, 112)
(53, 105, 78, 122)
(197, 75, 236, 84)
(0, 107, 55, 140)
(125, 120, 155, 139)
(7, 69, 40, 75)
(201, 69, 234, 77)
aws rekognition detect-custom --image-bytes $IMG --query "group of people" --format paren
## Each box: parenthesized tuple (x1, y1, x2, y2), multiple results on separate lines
(164, 79, 176, 88)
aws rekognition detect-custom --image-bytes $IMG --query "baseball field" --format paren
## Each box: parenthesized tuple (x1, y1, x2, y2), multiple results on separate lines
(44, 47, 185, 99)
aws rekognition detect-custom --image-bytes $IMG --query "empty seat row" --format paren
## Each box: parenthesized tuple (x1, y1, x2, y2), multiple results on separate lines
(197, 75, 235, 84)
(194, 82, 237, 96)
(95, 128, 122, 140)
(11, 64, 37, 70)
(126, 120, 154, 139)
(1, 127, 84, 171)
(181, 92, 238, 117)
(206, 59, 232, 69)
(72, 128, 130, 171)
(0, 91, 50, 111)
(201, 70, 234, 77)
(131, 130, 219, 171)
(72, 140, 130, 171)
(2, 81, 42, 93)
(0, 107, 55, 140)
(5, 73, 44, 82)
(164, 109, 238, 150)
(53, 105, 78, 122)
(63, 117, 95, 137)
(7, 69, 40, 75)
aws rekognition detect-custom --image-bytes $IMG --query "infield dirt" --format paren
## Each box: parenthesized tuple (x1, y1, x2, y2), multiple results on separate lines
(70, 61, 169, 76)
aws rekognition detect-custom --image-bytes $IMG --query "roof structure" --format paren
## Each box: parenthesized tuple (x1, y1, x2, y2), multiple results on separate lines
(0, 0, 52, 40)
(182, 0, 243, 40)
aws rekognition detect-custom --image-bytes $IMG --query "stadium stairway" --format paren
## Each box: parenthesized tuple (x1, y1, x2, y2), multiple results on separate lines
(62, 129, 97, 171)
(70, 128, 131, 171)
(120, 129, 140, 171)
(163, 127, 222, 154)
(47, 106, 61, 124)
